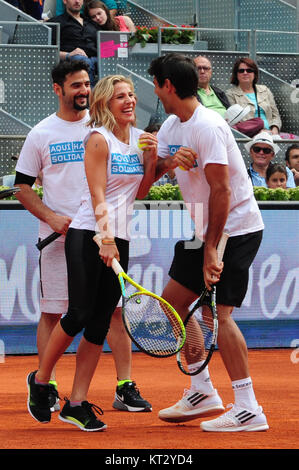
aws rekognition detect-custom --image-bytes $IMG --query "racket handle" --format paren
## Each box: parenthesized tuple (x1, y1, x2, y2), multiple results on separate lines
(111, 258, 124, 275)
(36, 232, 61, 251)
(217, 232, 229, 262)
(93, 235, 124, 275)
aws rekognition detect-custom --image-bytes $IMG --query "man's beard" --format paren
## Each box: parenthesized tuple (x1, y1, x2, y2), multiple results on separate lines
(73, 95, 89, 111)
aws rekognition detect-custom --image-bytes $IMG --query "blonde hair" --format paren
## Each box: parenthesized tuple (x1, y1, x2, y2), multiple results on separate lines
(88, 75, 136, 130)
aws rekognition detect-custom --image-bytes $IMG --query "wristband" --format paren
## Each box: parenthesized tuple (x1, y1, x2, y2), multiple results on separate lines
(101, 239, 116, 245)
(66, 53, 70, 60)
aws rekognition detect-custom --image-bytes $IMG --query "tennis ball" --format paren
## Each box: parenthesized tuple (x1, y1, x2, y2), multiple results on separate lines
(137, 141, 148, 150)
(136, 298, 141, 304)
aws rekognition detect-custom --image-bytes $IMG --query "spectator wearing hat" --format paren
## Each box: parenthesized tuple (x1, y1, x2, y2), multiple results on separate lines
(285, 144, 299, 186)
(194, 56, 230, 117)
(245, 132, 295, 188)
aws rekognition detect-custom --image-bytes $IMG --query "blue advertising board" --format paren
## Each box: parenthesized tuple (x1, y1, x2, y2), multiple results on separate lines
(0, 204, 298, 353)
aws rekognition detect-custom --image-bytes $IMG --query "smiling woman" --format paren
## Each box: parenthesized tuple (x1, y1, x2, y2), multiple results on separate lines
(26, 74, 158, 432)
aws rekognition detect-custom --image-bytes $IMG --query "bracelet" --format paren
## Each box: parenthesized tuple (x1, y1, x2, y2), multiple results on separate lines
(101, 238, 116, 245)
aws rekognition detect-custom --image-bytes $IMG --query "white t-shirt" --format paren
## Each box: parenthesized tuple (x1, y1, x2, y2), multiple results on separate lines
(70, 125, 144, 241)
(16, 112, 90, 241)
(157, 105, 264, 239)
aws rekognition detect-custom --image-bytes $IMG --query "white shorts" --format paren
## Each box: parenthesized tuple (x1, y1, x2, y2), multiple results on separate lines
(39, 238, 122, 315)
(39, 239, 68, 315)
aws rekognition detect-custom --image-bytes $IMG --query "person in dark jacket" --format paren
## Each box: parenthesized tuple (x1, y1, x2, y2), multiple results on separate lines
(49, 0, 99, 86)
(194, 55, 230, 117)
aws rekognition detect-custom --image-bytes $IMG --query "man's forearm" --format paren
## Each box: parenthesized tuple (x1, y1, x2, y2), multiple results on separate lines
(15, 184, 56, 225)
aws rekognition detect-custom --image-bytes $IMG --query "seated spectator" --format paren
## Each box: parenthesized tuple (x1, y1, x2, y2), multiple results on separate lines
(85, 0, 135, 32)
(226, 58, 282, 137)
(266, 163, 287, 189)
(194, 55, 230, 118)
(245, 132, 295, 188)
(49, 0, 98, 86)
(285, 144, 299, 186)
(55, 0, 118, 17)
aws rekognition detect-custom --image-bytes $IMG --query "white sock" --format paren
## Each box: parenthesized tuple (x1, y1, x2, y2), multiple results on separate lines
(188, 362, 214, 394)
(232, 377, 258, 411)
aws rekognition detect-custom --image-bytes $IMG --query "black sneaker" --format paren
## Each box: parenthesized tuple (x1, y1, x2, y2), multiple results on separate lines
(59, 399, 107, 432)
(113, 381, 152, 412)
(26, 371, 51, 423)
(48, 383, 60, 412)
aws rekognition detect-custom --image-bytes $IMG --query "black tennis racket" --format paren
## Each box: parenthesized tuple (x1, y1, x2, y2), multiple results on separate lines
(93, 234, 186, 358)
(176, 232, 229, 375)
(36, 232, 61, 251)
(0, 187, 20, 200)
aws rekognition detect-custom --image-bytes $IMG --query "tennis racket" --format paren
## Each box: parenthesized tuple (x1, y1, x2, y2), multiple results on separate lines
(0, 187, 20, 200)
(36, 232, 61, 251)
(93, 234, 186, 358)
(176, 232, 229, 376)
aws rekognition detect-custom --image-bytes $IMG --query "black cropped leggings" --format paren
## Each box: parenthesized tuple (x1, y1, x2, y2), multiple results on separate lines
(60, 228, 129, 346)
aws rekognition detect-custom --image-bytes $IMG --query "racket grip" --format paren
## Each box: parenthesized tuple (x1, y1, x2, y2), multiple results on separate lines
(217, 232, 229, 262)
(36, 232, 61, 251)
(111, 258, 124, 275)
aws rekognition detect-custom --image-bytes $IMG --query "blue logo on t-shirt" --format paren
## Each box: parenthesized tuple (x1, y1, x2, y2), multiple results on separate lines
(168, 144, 198, 168)
(111, 153, 144, 175)
(49, 141, 84, 165)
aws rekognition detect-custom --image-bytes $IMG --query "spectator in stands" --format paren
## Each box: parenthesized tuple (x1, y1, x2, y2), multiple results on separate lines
(265, 163, 287, 189)
(226, 58, 282, 136)
(285, 144, 299, 186)
(49, 0, 99, 86)
(245, 132, 295, 188)
(55, 0, 118, 17)
(85, 0, 135, 32)
(194, 55, 230, 118)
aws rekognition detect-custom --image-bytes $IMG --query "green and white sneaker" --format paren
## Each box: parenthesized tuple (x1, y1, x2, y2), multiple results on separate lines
(59, 399, 107, 432)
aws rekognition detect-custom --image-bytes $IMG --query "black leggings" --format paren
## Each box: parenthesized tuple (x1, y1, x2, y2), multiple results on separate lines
(60, 228, 129, 345)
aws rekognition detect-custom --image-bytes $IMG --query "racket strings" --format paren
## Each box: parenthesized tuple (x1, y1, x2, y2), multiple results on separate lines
(123, 293, 184, 356)
(179, 308, 215, 372)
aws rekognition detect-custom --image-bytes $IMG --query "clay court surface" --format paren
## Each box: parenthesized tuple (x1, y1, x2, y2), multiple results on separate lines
(0, 349, 298, 456)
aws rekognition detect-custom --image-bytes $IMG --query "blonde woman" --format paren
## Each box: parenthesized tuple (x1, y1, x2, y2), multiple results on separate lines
(26, 75, 157, 432)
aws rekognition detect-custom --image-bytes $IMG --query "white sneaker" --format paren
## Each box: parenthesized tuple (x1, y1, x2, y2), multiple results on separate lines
(50, 397, 60, 412)
(158, 388, 224, 423)
(200, 403, 269, 432)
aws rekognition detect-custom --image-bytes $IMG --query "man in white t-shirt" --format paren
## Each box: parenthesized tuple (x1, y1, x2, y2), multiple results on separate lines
(15, 60, 151, 414)
(148, 53, 268, 432)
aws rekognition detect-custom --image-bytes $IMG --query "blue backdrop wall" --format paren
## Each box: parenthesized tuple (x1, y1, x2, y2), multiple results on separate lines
(0, 203, 298, 354)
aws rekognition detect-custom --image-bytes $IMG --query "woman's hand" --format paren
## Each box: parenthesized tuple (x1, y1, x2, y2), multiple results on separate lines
(99, 243, 120, 267)
(138, 132, 158, 161)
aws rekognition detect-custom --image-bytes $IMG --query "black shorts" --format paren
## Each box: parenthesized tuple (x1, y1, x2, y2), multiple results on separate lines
(169, 230, 263, 308)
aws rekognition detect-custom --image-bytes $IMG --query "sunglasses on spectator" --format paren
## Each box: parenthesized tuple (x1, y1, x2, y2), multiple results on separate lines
(238, 68, 255, 73)
(252, 146, 273, 155)
(197, 66, 211, 71)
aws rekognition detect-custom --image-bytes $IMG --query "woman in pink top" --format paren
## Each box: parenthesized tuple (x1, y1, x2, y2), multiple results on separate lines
(85, 0, 136, 32)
